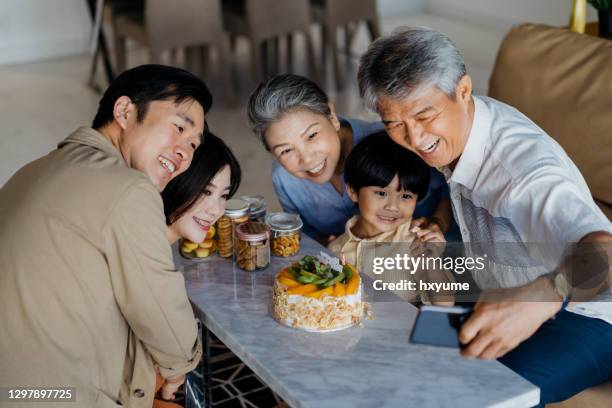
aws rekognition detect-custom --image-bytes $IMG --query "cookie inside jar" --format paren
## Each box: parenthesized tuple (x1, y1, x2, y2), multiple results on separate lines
(234, 221, 271, 271)
(265, 212, 303, 257)
(217, 199, 249, 258)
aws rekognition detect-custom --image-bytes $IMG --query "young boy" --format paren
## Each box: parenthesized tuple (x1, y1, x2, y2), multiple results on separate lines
(329, 131, 449, 303)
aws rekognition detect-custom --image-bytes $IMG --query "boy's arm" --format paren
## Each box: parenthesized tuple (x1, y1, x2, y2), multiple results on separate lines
(406, 225, 454, 305)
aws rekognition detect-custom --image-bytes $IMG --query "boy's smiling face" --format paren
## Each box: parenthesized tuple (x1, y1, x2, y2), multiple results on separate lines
(347, 175, 417, 238)
(264, 108, 341, 184)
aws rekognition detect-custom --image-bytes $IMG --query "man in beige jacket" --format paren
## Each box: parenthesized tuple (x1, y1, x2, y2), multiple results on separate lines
(0, 65, 211, 407)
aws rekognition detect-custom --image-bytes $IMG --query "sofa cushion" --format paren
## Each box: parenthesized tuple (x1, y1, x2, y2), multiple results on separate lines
(489, 23, 612, 212)
(596, 200, 612, 221)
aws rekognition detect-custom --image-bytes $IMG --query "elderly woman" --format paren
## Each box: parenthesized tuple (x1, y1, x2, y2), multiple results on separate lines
(247, 73, 458, 244)
(357, 26, 612, 406)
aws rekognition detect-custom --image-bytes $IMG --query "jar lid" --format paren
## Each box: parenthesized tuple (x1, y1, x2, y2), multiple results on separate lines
(235, 221, 270, 241)
(265, 212, 303, 232)
(238, 195, 266, 214)
(224, 199, 249, 217)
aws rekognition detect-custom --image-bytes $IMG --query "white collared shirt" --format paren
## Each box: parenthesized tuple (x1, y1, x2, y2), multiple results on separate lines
(442, 96, 612, 323)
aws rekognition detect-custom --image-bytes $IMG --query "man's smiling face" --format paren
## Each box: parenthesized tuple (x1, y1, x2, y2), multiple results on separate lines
(119, 98, 205, 191)
(377, 76, 474, 169)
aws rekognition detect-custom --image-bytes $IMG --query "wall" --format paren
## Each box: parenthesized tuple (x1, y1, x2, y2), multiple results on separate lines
(0, 0, 426, 65)
(378, 0, 426, 17)
(0, 0, 428, 66)
(0, 0, 92, 66)
(427, 0, 598, 33)
(0, 0, 601, 66)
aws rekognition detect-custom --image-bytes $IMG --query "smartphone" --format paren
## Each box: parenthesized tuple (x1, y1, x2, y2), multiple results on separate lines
(409, 305, 472, 348)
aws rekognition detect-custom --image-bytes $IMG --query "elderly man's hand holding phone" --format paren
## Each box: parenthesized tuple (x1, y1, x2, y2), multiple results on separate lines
(410, 278, 561, 358)
(458, 278, 562, 360)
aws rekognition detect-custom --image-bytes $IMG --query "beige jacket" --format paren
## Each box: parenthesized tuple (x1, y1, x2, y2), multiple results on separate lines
(0, 127, 202, 408)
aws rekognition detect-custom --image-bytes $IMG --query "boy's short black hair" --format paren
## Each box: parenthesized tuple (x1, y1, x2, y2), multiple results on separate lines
(162, 132, 241, 225)
(344, 130, 430, 200)
(92, 64, 213, 130)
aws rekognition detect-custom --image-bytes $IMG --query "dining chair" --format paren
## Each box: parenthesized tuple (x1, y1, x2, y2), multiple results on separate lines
(86, 0, 146, 90)
(221, 0, 319, 85)
(310, 0, 380, 90)
(111, 0, 234, 104)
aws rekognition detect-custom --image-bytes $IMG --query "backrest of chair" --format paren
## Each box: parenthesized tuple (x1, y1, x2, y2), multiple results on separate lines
(322, 0, 378, 26)
(245, 0, 312, 40)
(146, 0, 224, 51)
(489, 23, 612, 210)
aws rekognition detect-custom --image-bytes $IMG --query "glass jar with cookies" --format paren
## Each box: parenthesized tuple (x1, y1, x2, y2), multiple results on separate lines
(217, 199, 249, 258)
(234, 221, 270, 271)
(265, 212, 303, 257)
(179, 224, 217, 260)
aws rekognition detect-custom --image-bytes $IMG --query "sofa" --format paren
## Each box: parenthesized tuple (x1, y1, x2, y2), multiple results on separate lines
(489, 23, 612, 221)
(488, 23, 612, 408)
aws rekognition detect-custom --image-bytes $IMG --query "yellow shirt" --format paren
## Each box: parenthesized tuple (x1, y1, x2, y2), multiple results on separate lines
(328, 215, 416, 268)
(328, 216, 428, 302)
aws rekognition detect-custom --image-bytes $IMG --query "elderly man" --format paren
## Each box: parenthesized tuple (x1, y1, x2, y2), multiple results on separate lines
(358, 27, 612, 406)
(0, 65, 210, 407)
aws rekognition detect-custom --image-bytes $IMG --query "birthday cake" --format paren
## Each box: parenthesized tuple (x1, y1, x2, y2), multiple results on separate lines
(272, 253, 364, 331)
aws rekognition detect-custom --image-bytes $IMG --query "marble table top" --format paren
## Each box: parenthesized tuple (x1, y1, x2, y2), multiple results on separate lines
(176, 235, 539, 408)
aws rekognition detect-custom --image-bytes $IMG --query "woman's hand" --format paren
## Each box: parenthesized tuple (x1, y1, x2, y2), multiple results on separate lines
(160, 374, 185, 401)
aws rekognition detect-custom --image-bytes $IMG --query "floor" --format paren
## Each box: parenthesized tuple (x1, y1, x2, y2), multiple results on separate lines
(0, 13, 505, 211)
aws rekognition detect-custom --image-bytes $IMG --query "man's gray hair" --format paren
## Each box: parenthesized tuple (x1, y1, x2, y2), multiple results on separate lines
(358, 26, 467, 111)
(247, 74, 330, 147)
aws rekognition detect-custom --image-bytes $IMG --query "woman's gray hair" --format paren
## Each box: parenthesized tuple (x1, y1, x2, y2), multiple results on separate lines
(247, 74, 330, 148)
(358, 26, 467, 111)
